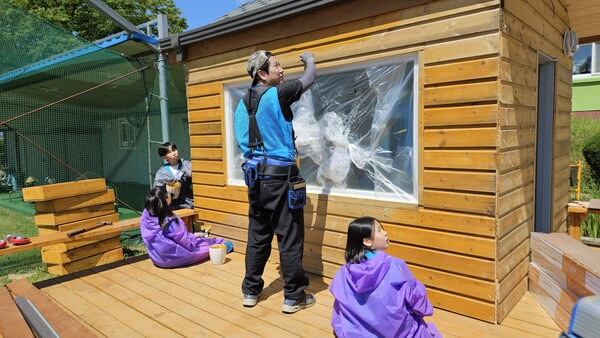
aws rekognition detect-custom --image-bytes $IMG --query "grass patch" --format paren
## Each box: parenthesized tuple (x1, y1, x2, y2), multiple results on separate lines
(0, 201, 55, 286)
(571, 117, 600, 238)
(121, 231, 148, 258)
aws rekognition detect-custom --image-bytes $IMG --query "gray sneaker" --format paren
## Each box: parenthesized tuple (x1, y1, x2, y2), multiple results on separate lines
(282, 293, 316, 314)
(242, 293, 261, 307)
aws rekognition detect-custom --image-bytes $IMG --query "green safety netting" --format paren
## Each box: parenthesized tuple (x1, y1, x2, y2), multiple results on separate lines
(0, 0, 189, 213)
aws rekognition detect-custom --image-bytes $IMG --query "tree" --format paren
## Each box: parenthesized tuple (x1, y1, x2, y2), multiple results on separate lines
(6, 0, 187, 41)
(583, 131, 600, 183)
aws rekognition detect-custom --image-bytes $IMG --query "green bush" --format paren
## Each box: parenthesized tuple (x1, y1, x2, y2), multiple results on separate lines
(582, 131, 600, 183)
(572, 118, 600, 238)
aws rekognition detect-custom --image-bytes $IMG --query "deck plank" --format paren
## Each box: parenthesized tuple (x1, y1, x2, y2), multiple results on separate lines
(35, 253, 565, 337)
(42, 279, 143, 338)
(199, 255, 334, 310)
(134, 259, 330, 337)
(190, 252, 336, 308)
(429, 291, 561, 337)
(75, 270, 219, 338)
(169, 260, 333, 330)
(117, 264, 297, 337)
(55, 276, 182, 337)
(99, 265, 259, 337)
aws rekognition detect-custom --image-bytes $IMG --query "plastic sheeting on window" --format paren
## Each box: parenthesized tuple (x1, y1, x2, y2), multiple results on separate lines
(226, 58, 417, 202)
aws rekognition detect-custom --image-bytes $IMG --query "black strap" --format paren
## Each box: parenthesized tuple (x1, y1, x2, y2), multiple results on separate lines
(292, 128, 298, 157)
(243, 86, 271, 153)
(261, 164, 299, 177)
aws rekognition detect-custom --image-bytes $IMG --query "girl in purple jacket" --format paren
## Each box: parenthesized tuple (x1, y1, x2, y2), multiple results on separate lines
(140, 187, 228, 268)
(330, 217, 442, 338)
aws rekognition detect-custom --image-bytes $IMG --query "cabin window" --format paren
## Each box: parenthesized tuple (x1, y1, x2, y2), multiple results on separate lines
(573, 43, 600, 76)
(225, 55, 419, 203)
(118, 118, 136, 149)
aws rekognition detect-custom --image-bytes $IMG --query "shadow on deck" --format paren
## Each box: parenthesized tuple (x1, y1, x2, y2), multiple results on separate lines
(30, 252, 560, 337)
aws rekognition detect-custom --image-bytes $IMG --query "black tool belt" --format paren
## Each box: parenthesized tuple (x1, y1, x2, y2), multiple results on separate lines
(261, 164, 299, 177)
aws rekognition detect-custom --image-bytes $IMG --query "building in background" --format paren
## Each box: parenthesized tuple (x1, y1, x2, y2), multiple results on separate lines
(573, 42, 600, 117)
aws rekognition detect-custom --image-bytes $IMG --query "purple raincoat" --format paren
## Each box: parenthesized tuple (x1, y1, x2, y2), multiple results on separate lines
(330, 251, 442, 338)
(140, 209, 225, 268)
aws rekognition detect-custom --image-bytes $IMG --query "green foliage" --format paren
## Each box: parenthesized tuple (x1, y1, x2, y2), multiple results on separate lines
(571, 117, 600, 238)
(571, 117, 600, 191)
(583, 215, 600, 238)
(0, 0, 88, 73)
(4, 0, 187, 41)
(582, 131, 600, 183)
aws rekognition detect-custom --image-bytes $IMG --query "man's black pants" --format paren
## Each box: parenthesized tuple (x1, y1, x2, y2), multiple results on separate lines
(242, 177, 308, 301)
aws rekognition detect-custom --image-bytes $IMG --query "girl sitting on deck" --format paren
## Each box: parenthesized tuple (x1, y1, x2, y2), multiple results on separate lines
(329, 217, 441, 338)
(140, 187, 232, 268)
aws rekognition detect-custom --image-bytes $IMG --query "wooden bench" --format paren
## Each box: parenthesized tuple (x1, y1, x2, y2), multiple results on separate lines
(568, 199, 600, 240)
(0, 209, 198, 257)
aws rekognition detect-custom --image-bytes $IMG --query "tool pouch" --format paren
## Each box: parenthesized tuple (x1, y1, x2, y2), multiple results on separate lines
(287, 177, 306, 210)
(242, 158, 260, 188)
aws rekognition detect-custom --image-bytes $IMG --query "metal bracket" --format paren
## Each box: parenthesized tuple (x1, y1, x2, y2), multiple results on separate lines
(170, 34, 186, 62)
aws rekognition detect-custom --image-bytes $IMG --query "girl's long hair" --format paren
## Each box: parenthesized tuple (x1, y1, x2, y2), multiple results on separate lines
(344, 216, 377, 264)
(144, 187, 174, 231)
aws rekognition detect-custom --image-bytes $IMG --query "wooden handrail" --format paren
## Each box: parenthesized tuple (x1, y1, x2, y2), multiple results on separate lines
(0, 209, 197, 257)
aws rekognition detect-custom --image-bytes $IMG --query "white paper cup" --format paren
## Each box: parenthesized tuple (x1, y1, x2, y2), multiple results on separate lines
(209, 245, 227, 265)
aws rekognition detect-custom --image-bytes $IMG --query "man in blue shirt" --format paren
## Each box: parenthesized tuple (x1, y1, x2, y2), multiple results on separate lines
(234, 50, 316, 313)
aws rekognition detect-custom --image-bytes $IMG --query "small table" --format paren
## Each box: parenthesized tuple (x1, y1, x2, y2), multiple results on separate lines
(568, 199, 600, 240)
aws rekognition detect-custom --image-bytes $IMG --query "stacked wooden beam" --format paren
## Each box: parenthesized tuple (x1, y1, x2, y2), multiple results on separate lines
(22, 178, 122, 275)
(529, 233, 600, 331)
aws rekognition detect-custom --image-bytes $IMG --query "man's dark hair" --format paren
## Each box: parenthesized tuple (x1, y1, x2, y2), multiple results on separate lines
(344, 216, 379, 264)
(158, 142, 177, 157)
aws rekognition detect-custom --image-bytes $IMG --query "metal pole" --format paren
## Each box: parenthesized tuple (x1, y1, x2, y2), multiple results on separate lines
(145, 95, 153, 187)
(84, 0, 158, 52)
(157, 13, 170, 142)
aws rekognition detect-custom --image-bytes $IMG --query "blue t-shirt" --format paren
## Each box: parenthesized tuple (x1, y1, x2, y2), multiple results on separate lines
(234, 80, 304, 161)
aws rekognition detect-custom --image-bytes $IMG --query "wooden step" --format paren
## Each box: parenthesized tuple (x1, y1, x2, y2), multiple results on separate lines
(42, 237, 122, 264)
(47, 248, 124, 276)
(35, 190, 115, 213)
(34, 203, 115, 226)
(22, 179, 106, 202)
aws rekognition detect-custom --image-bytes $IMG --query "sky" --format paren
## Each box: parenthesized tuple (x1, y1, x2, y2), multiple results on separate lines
(173, 0, 252, 31)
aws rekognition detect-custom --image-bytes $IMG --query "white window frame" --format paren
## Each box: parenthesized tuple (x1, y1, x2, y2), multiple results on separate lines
(573, 43, 600, 79)
(224, 54, 419, 203)
(118, 118, 136, 149)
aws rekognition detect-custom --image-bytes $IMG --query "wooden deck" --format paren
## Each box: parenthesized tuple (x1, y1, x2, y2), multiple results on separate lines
(34, 253, 561, 337)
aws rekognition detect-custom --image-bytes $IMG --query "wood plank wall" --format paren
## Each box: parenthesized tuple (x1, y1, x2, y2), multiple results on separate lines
(184, 0, 502, 322)
(496, 0, 572, 323)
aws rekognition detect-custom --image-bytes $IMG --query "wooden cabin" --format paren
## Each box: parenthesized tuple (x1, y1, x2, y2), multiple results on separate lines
(158, 0, 582, 323)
